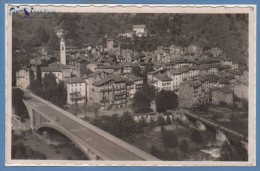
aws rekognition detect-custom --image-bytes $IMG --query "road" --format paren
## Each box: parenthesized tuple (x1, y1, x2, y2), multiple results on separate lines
(23, 91, 159, 161)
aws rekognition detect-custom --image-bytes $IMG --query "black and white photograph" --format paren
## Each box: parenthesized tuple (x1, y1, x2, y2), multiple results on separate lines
(6, 5, 256, 166)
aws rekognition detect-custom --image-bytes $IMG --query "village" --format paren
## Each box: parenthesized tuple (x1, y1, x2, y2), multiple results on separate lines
(13, 24, 249, 161)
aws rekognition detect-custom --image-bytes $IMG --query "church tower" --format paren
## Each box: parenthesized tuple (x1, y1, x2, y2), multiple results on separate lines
(60, 37, 66, 65)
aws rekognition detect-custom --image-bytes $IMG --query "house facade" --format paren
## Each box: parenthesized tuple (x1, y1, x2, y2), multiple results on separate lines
(66, 77, 87, 104)
(16, 67, 33, 89)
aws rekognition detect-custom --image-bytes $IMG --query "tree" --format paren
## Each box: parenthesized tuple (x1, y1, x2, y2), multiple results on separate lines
(166, 115, 172, 125)
(190, 130, 203, 144)
(149, 119, 157, 128)
(132, 91, 152, 113)
(155, 90, 178, 113)
(161, 130, 178, 149)
(33, 73, 67, 108)
(220, 141, 248, 161)
(50, 81, 67, 107)
(179, 139, 189, 154)
(142, 84, 156, 102)
(150, 145, 160, 157)
(157, 116, 166, 126)
(92, 102, 101, 118)
(132, 65, 143, 78)
(29, 79, 43, 96)
(12, 88, 29, 121)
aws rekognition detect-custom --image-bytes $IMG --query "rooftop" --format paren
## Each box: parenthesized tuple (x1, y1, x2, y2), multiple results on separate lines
(87, 71, 107, 78)
(133, 25, 146, 29)
(218, 77, 230, 84)
(41, 66, 61, 72)
(127, 74, 143, 81)
(49, 62, 71, 70)
(97, 65, 123, 70)
(185, 80, 201, 88)
(167, 67, 189, 75)
(154, 74, 172, 82)
(66, 77, 86, 84)
(92, 74, 128, 86)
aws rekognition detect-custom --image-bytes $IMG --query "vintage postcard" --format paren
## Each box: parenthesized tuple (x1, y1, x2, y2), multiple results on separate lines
(5, 4, 256, 166)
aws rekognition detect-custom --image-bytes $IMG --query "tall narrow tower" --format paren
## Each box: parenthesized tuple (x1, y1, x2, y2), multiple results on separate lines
(60, 37, 66, 65)
(57, 29, 66, 65)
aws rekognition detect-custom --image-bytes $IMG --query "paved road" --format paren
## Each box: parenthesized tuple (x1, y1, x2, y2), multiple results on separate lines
(24, 91, 158, 161)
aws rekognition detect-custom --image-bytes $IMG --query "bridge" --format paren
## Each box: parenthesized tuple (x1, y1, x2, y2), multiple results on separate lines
(176, 108, 248, 142)
(22, 90, 159, 161)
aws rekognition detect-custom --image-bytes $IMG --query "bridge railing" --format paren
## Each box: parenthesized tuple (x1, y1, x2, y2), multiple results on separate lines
(26, 91, 159, 160)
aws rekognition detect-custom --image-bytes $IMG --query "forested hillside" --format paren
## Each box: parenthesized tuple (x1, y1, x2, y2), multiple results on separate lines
(12, 13, 248, 64)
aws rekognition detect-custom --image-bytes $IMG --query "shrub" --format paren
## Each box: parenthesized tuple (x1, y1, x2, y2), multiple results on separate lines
(190, 130, 203, 144)
(179, 139, 189, 154)
(157, 116, 166, 126)
(161, 130, 178, 149)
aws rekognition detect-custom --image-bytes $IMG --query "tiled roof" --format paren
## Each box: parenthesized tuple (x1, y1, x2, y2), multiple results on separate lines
(92, 74, 127, 86)
(66, 77, 86, 84)
(121, 62, 138, 67)
(218, 77, 230, 84)
(87, 71, 105, 78)
(48, 62, 71, 69)
(154, 74, 172, 82)
(148, 70, 161, 75)
(41, 66, 61, 72)
(97, 65, 123, 70)
(20, 65, 31, 71)
(133, 25, 146, 29)
(92, 77, 111, 86)
(186, 80, 201, 88)
(168, 67, 189, 75)
(227, 69, 242, 75)
(204, 75, 219, 83)
(127, 74, 143, 81)
(199, 64, 210, 70)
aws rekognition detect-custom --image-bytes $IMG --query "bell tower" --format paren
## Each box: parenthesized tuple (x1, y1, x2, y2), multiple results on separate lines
(60, 37, 66, 65)
(57, 29, 66, 65)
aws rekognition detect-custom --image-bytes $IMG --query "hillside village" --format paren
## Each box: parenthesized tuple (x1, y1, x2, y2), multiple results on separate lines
(16, 24, 248, 112)
(13, 21, 249, 161)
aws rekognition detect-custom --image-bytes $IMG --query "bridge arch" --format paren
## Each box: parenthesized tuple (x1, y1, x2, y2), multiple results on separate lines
(34, 122, 99, 160)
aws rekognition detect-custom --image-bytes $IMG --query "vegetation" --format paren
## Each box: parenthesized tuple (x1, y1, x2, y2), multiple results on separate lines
(157, 116, 166, 126)
(190, 130, 203, 144)
(91, 112, 145, 139)
(12, 88, 29, 121)
(13, 13, 248, 66)
(132, 91, 153, 114)
(155, 90, 178, 113)
(161, 127, 178, 149)
(179, 139, 189, 154)
(29, 73, 67, 108)
(220, 141, 248, 161)
(12, 131, 47, 159)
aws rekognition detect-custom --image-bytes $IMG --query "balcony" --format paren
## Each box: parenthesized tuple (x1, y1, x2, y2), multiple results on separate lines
(114, 95, 127, 100)
(113, 86, 126, 91)
(70, 93, 86, 101)
(114, 100, 127, 104)
(100, 87, 113, 92)
(114, 91, 127, 95)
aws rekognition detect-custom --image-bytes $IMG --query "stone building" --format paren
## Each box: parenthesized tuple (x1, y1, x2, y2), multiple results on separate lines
(16, 67, 34, 89)
(179, 81, 209, 108)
